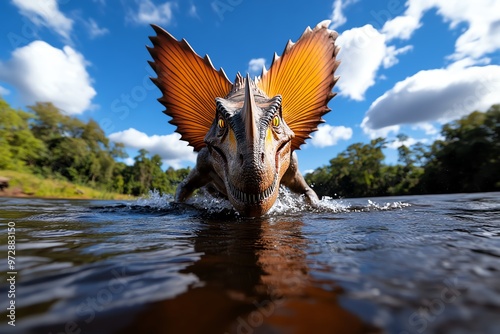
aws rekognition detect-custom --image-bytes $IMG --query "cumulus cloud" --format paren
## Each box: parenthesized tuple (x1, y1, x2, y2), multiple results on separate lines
(362, 65, 500, 131)
(247, 58, 266, 77)
(360, 119, 400, 140)
(310, 124, 353, 147)
(358, 0, 500, 138)
(12, 0, 73, 42)
(0, 41, 96, 115)
(412, 123, 439, 135)
(382, 0, 500, 61)
(336, 25, 412, 100)
(382, 11, 422, 41)
(109, 128, 197, 168)
(129, 0, 176, 25)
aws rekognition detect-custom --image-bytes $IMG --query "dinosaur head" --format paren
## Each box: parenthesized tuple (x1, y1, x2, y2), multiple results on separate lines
(205, 74, 294, 216)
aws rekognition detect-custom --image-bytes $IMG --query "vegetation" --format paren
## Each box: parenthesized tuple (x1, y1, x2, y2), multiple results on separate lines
(0, 170, 131, 200)
(0, 98, 189, 199)
(306, 104, 500, 198)
(1, 97, 499, 199)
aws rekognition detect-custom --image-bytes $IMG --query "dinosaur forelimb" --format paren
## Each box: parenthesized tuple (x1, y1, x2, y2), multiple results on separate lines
(281, 152, 320, 206)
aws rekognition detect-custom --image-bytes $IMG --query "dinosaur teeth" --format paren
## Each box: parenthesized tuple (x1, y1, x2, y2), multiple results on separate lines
(229, 175, 277, 204)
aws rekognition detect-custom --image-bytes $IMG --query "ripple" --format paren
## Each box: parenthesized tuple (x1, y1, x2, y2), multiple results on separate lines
(1, 193, 499, 334)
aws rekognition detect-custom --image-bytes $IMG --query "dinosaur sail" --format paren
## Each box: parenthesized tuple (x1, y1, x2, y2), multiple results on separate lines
(147, 25, 233, 152)
(257, 20, 341, 150)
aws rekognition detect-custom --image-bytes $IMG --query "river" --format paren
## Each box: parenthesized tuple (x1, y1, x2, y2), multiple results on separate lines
(0, 191, 499, 333)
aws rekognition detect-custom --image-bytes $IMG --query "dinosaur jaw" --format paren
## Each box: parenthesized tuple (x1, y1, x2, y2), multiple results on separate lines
(207, 135, 292, 217)
(227, 174, 279, 217)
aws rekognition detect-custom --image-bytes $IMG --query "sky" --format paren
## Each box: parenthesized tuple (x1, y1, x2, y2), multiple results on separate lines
(0, 0, 499, 173)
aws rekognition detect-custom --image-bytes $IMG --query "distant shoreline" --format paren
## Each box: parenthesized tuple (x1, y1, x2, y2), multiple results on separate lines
(0, 187, 135, 201)
(0, 170, 136, 201)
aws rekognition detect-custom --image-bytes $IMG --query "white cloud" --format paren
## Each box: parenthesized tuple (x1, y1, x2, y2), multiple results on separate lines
(109, 128, 197, 168)
(361, 118, 400, 139)
(330, 0, 347, 29)
(360, 0, 500, 140)
(336, 25, 412, 100)
(86, 19, 109, 38)
(0, 41, 96, 115)
(382, 0, 500, 61)
(386, 136, 428, 150)
(12, 0, 73, 43)
(123, 157, 135, 166)
(362, 65, 500, 130)
(303, 169, 315, 176)
(0, 86, 10, 96)
(247, 58, 266, 77)
(129, 0, 176, 25)
(382, 12, 422, 41)
(412, 123, 439, 135)
(310, 124, 353, 147)
(383, 45, 413, 68)
(329, 0, 358, 29)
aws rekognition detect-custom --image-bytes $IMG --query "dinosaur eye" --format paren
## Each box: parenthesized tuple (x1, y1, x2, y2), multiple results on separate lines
(218, 118, 225, 128)
(272, 115, 280, 127)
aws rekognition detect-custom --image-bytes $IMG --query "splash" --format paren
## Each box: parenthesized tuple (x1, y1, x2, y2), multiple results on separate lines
(366, 199, 411, 211)
(269, 187, 348, 215)
(187, 190, 235, 215)
(130, 189, 410, 216)
(133, 189, 174, 210)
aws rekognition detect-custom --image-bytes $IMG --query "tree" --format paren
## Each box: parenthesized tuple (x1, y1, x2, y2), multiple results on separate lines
(0, 98, 45, 169)
(305, 138, 387, 198)
(385, 134, 426, 195)
(26, 102, 126, 189)
(420, 105, 500, 193)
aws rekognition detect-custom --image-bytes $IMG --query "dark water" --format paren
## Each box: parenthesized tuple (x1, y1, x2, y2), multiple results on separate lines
(0, 191, 499, 334)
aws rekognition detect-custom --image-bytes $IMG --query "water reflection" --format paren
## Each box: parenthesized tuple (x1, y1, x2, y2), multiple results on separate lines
(122, 216, 378, 334)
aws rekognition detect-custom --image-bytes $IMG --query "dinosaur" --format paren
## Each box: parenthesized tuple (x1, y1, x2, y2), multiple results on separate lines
(148, 20, 340, 217)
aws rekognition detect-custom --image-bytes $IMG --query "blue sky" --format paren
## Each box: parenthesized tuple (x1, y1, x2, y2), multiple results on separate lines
(1, 0, 499, 173)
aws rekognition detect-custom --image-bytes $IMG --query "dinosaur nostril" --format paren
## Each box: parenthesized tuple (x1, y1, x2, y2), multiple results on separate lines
(239, 154, 244, 166)
(260, 152, 265, 163)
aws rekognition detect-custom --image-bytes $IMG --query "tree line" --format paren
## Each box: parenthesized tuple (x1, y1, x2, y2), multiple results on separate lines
(0, 99, 189, 196)
(305, 104, 500, 198)
(1, 98, 499, 198)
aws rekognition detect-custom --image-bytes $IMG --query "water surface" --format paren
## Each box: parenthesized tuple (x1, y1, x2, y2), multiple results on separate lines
(1, 191, 499, 333)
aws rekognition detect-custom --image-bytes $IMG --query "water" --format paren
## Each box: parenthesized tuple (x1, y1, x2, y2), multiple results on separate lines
(0, 190, 499, 334)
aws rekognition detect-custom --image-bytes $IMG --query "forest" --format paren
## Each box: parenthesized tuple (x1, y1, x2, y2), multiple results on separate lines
(1, 97, 499, 198)
(306, 104, 500, 198)
(0, 98, 190, 196)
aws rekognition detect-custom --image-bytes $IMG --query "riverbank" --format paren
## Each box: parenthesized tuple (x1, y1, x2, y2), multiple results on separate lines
(0, 170, 134, 200)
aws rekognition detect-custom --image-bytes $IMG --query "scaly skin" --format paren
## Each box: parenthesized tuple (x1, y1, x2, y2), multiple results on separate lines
(175, 76, 317, 217)
(176, 148, 318, 217)
(148, 21, 340, 216)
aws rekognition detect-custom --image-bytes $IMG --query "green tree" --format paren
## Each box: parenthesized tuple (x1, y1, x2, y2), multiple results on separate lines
(27, 102, 126, 189)
(164, 166, 191, 194)
(0, 98, 45, 169)
(385, 134, 425, 195)
(306, 138, 387, 198)
(420, 105, 500, 193)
